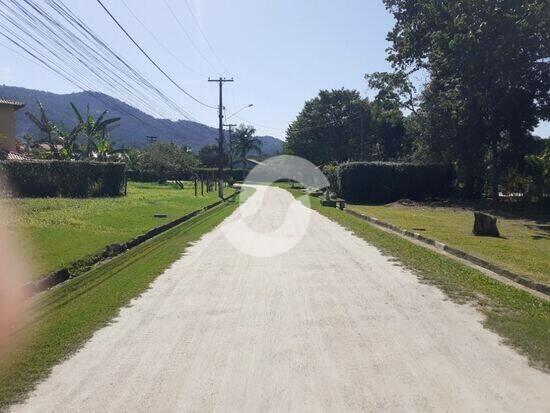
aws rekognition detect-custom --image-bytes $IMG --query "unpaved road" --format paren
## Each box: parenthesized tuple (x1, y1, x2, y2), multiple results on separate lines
(12, 186, 550, 412)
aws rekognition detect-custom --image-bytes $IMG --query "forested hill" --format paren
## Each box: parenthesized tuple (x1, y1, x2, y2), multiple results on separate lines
(0, 85, 283, 154)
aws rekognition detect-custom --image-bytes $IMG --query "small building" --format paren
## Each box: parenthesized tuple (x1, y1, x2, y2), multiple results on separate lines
(0, 98, 25, 153)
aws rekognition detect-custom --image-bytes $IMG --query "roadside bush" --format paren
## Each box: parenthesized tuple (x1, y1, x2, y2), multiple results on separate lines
(127, 170, 163, 183)
(126, 168, 247, 183)
(321, 164, 339, 193)
(0, 160, 126, 197)
(338, 162, 454, 202)
(129, 170, 195, 183)
(193, 168, 246, 181)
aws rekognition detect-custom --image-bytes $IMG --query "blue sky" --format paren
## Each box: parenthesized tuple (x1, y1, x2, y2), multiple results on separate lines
(0, 0, 548, 140)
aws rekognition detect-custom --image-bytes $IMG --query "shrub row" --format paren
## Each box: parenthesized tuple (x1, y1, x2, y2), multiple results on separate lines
(125, 170, 192, 183)
(337, 162, 454, 202)
(193, 168, 247, 181)
(0, 160, 126, 198)
(126, 168, 247, 183)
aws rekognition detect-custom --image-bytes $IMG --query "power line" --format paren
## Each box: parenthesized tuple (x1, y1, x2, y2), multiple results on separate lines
(234, 110, 364, 135)
(161, 0, 220, 74)
(118, 0, 205, 78)
(0, 33, 189, 139)
(2, 0, 198, 121)
(181, 0, 231, 75)
(95, 0, 217, 109)
(51, 0, 199, 121)
(0, 1, 168, 119)
(0, 0, 204, 138)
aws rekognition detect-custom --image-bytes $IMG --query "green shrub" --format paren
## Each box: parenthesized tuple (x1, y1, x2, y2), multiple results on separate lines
(338, 162, 454, 202)
(126, 168, 247, 183)
(126, 170, 185, 183)
(321, 164, 339, 193)
(193, 168, 246, 181)
(0, 160, 126, 198)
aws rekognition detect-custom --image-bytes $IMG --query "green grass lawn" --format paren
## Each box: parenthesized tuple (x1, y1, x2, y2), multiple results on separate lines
(282, 185, 550, 373)
(2, 182, 234, 279)
(0, 193, 244, 410)
(346, 202, 550, 284)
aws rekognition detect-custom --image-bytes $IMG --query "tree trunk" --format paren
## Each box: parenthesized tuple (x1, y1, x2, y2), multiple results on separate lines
(473, 211, 499, 237)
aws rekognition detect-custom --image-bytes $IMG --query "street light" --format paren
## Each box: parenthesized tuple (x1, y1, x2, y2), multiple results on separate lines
(226, 103, 253, 120)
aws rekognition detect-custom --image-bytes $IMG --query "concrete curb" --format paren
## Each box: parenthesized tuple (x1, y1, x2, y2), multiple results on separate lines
(344, 208, 550, 298)
(22, 190, 241, 298)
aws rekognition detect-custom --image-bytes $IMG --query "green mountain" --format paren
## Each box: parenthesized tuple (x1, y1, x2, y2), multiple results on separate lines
(0, 85, 283, 155)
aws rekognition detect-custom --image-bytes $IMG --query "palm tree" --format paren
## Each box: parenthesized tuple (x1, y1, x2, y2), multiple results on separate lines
(25, 101, 60, 158)
(71, 103, 120, 159)
(231, 124, 262, 180)
(123, 147, 142, 170)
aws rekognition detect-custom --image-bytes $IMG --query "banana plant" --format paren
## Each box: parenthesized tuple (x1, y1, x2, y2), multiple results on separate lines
(25, 101, 61, 158)
(71, 103, 120, 159)
(57, 123, 83, 159)
(95, 137, 119, 161)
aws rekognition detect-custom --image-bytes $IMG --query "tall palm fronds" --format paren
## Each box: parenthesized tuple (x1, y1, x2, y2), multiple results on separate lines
(231, 124, 262, 177)
(25, 101, 61, 158)
(57, 123, 83, 159)
(71, 103, 120, 158)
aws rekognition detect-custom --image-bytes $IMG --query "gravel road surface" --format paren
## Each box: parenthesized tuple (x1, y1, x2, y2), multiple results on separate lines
(12, 186, 550, 412)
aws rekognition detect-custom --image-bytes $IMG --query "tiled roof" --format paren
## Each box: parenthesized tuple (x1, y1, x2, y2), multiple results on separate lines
(0, 98, 25, 108)
(6, 152, 27, 160)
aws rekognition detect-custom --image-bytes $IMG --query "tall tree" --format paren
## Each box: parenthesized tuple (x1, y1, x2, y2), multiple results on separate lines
(383, 0, 550, 199)
(365, 71, 417, 113)
(198, 144, 227, 168)
(140, 142, 198, 187)
(231, 125, 262, 176)
(366, 72, 412, 160)
(284, 89, 368, 164)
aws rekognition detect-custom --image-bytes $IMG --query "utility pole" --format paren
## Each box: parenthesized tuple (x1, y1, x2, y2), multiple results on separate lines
(208, 77, 234, 198)
(224, 123, 237, 173)
(146, 135, 157, 146)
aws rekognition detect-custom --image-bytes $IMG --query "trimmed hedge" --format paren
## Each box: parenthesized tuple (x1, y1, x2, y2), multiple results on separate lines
(125, 170, 191, 183)
(193, 168, 247, 181)
(338, 162, 454, 203)
(126, 168, 247, 183)
(0, 160, 126, 198)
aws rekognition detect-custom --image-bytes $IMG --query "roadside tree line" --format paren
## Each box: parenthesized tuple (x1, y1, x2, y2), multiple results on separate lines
(285, 0, 549, 202)
(18, 100, 263, 182)
(22, 101, 122, 161)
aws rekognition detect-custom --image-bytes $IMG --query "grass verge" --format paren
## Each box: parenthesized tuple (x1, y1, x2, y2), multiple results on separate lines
(347, 202, 549, 284)
(284, 185, 550, 372)
(0, 194, 241, 411)
(3, 182, 233, 278)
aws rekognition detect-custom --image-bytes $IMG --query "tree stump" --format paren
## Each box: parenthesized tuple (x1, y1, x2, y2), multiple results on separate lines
(473, 211, 500, 237)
